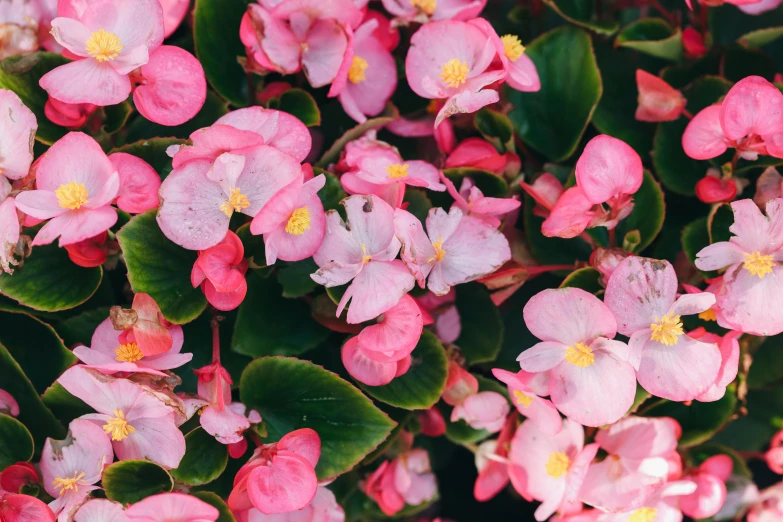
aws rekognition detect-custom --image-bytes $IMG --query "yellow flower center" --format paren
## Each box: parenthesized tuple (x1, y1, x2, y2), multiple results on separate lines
(55, 182, 89, 210)
(103, 409, 135, 441)
(501, 34, 526, 61)
(115, 342, 143, 363)
(629, 507, 658, 522)
(52, 471, 86, 493)
(440, 58, 469, 88)
(386, 163, 409, 179)
(513, 389, 533, 408)
(412, 0, 437, 15)
(428, 237, 446, 263)
(564, 342, 594, 368)
(744, 251, 774, 279)
(699, 308, 717, 322)
(85, 29, 123, 62)
(545, 452, 570, 478)
(348, 56, 369, 84)
(220, 187, 250, 217)
(285, 206, 312, 236)
(361, 244, 372, 263)
(650, 312, 683, 346)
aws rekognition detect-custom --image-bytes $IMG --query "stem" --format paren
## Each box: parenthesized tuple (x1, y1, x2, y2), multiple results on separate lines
(210, 313, 223, 364)
(579, 231, 597, 249)
(648, 0, 678, 26)
(529, 264, 578, 274)
(609, 227, 617, 248)
(682, 108, 694, 119)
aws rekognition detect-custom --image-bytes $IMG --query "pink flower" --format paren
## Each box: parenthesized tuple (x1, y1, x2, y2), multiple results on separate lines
(0, 90, 36, 180)
(0, 491, 56, 522)
(64, 232, 111, 267)
(695, 169, 741, 204)
(683, 76, 783, 161)
(57, 366, 186, 469)
(363, 449, 438, 516)
(110, 153, 161, 214)
(72, 316, 190, 376)
(44, 96, 96, 129)
(679, 455, 732, 520)
(341, 336, 412, 386)
(405, 19, 505, 127)
(0, 389, 19, 417)
(250, 174, 326, 265)
(442, 361, 478, 406)
(542, 135, 643, 238)
(381, 0, 487, 22)
(604, 256, 721, 401)
(416, 290, 462, 343)
(0, 463, 38, 494)
(41, 419, 113, 521)
(589, 248, 629, 286)
(520, 173, 565, 218)
(755, 167, 783, 207)
(73, 499, 129, 522)
(191, 231, 249, 311)
(748, 482, 783, 522)
(228, 429, 321, 515)
(125, 493, 219, 522)
(695, 198, 783, 335)
(158, 146, 302, 250)
(508, 418, 599, 521)
(492, 369, 561, 435)
(688, 328, 740, 402)
(159, 0, 190, 38)
(445, 138, 521, 176)
(193, 361, 252, 445)
(40, 0, 165, 106)
(441, 174, 520, 227)
(418, 407, 446, 437)
(0, 180, 21, 274)
(394, 206, 511, 294)
(682, 27, 707, 59)
(473, 414, 516, 501)
(111, 292, 178, 357)
(240, 486, 345, 522)
(635, 70, 686, 122)
(739, 0, 783, 14)
(517, 287, 636, 427)
(766, 430, 783, 474)
(451, 391, 509, 433)
(312, 194, 415, 324)
(15, 132, 119, 247)
(598, 481, 698, 522)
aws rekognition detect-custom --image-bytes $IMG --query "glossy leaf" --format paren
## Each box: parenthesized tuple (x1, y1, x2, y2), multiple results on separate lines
(615, 170, 666, 253)
(170, 428, 229, 486)
(616, 19, 682, 61)
(103, 460, 174, 503)
(455, 283, 503, 366)
(0, 414, 34, 471)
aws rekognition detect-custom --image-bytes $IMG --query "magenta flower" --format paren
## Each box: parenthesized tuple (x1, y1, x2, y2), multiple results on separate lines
(191, 231, 249, 311)
(381, 0, 487, 22)
(110, 153, 161, 214)
(311, 194, 415, 324)
(41, 419, 113, 521)
(0, 89, 37, 181)
(635, 70, 687, 122)
(441, 174, 520, 227)
(492, 369, 562, 435)
(695, 198, 783, 335)
(125, 493, 219, 522)
(517, 287, 636, 427)
(604, 256, 721, 401)
(72, 499, 128, 522)
(15, 132, 119, 247)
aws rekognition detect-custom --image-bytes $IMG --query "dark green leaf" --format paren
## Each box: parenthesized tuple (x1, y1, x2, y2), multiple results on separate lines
(455, 283, 503, 366)
(102, 102, 133, 135)
(0, 414, 34, 471)
(316, 171, 347, 212)
(682, 218, 715, 278)
(191, 492, 237, 522)
(170, 428, 229, 486)
(542, 0, 618, 35)
(615, 170, 666, 253)
(559, 267, 601, 293)
(615, 19, 682, 61)
(277, 259, 320, 299)
(474, 108, 514, 151)
(440, 168, 508, 198)
(235, 223, 267, 268)
(748, 334, 783, 389)
(103, 460, 174, 503)
(317, 112, 396, 168)
(41, 383, 91, 427)
(738, 27, 783, 48)
(54, 307, 111, 348)
(273, 88, 321, 127)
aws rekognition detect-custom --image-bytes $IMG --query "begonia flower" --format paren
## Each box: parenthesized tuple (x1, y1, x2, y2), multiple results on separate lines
(110, 153, 161, 214)
(0, 0, 48, 59)
(191, 231, 249, 311)
(492, 29, 540, 93)
(159, 0, 190, 38)
(41, 419, 113, 522)
(589, 248, 629, 286)
(682, 27, 707, 59)
(445, 138, 521, 176)
(441, 174, 520, 227)
(110, 292, 178, 357)
(0, 178, 21, 274)
(44, 96, 96, 129)
(695, 168, 743, 204)
(765, 430, 783, 474)
(311, 194, 415, 324)
(416, 290, 462, 343)
(0, 89, 36, 181)
(0, 389, 19, 417)
(441, 361, 478, 406)
(0, 491, 56, 522)
(604, 256, 721, 401)
(418, 407, 447, 437)
(739, 0, 783, 14)
(688, 328, 740, 402)
(598, 481, 698, 522)
(450, 391, 509, 433)
(520, 173, 564, 219)
(341, 335, 412, 387)
(492, 369, 561, 435)
(381, 0, 487, 22)
(679, 455, 732, 520)
(747, 481, 783, 522)
(124, 493, 219, 522)
(64, 232, 113, 268)
(241, 486, 345, 522)
(755, 167, 783, 207)
(363, 449, 438, 516)
(473, 414, 516, 501)
(516, 287, 636, 426)
(73, 499, 129, 522)
(0, 463, 38, 494)
(635, 70, 687, 122)
(193, 361, 252, 445)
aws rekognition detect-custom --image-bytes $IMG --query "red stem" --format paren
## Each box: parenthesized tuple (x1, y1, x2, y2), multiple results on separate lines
(528, 264, 578, 274)
(609, 227, 617, 248)
(682, 108, 694, 119)
(210, 314, 222, 364)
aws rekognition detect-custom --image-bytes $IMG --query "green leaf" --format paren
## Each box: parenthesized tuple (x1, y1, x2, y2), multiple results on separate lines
(102, 102, 133, 135)
(316, 171, 347, 212)
(652, 76, 733, 196)
(316, 112, 396, 168)
(682, 218, 715, 277)
(454, 283, 503, 366)
(277, 259, 319, 298)
(111, 138, 189, 181)
(271, 88, 321, 127)
(125, 92, 229, 142)
(41, 383, 91, 426)
(441, 168, 508, 198)
(170, 428, 229, 486)
(0, 53, 69, 144)
(709, 203, 734, 244)
(402, 189, 433, 225)
(194, 0, 251, 106)
(508, 26, 602, 162)
(542, 0, 618, 35)
(0, 243, 102, 312)
(233, 272, 328, 357)
(523, 195, 593, 266)
(0, 414, 34, 471)
(54, 307, 111, 348)
(559, 267, 602, 294)
(117, 211, 207, 324)
(616, 19, 682, 61)
(235, 223, 267, 268)
(748, 334, 783, 389)
(191, 492, 237, 522)
(474, 108, 514, 151)
(358, 331, 448, 410)
(615, 170, 666, 253)
(240, 357, 396, 479)
(103, 460, 174, 503)
(738, 27, 783, 48)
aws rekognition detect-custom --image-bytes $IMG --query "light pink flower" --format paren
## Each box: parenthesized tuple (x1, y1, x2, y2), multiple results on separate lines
(355, 293, 423, 363)
(110, 153, 161, 214)
(416, 290, 462, 343)
(41, 0, 165, 106)
(679, 455, 732, 520)
(0, 89, 37, 180)
(241, 486, 345, 522)
(508, 418, 599, 521)
(441, 174, 520, 227)
(159, 0, 190, 37)
(755, 167, 783, 208)
(363, 449, 438, 516)
(442, 360, 478, 406)
(193, 361, 252, 445)
(15, 132, 119, 246)
(695, 198, 783, 335)
(492, 369, 561, 435)
(125, 493, 219, 522)
(0, 179, 21, 274)
(598, 481, 698, 522)
(44, 96, 97, 129)
(589, 248, 629, 286)
(517, 287, 636, 427)
(312, 194, 415, 324)
(635, 70, 686, 122)
(520, 173, 564, 218)
(445, 138, 520, 176)
(451, 391, 509, 433)
(748, 481, 783, 522)
(0, 491, 56, 522)
(57, 366, 186, 469)
(341, 333, 413, 387)
(191, 231, 249, 311)
(469, 17, 539, 94)
(0, 389, 19, 416)
(0, 0, 45, 59)
(473, 414, 515, 502)
(113, 292, 178, 357)
(688, 328, 740, 402)
(41, 419, 113, 522)
(73, 499, 129, 522)
(604, 256, 721, 401)
(381, 0, 487, 22)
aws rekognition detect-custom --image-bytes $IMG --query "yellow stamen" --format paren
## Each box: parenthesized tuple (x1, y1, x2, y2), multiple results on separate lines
(55, 182, 89, 210)
(545, 452, 570, 478)
(629, 507, 658, 522)
(427, 237, 446, 263)
(285, 206, 312, 236)
(85, 29, 123, 62)
(501, 35, 526, 61)
(513, 389, 533, 408)
(52, 471, 86, 493)
(699, 308, 717, 322)
(649, 312, 683, 346)
(411, 0, 437, 15)
(426, 99, 439, 115)
(103, 409, 135, 441)
(744, 251, 774, 279)
(348, 56, 369, 84)
(564, 342, 594, 368)
(386, 163, 409, 179)
(115, 342, 143, 363)
(361, 244, 372, 263)
(439, 58, 469, 88)
(220, 187, 250, 217)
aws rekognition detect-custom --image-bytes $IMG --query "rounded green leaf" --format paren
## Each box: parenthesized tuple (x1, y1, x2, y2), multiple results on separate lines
(239, 357, 396, 479)
(454, 283, 503, 366)
(191, 492, 237, 522)
(117, 211, 206, 324)
(615, 170, 666, 253)
(270, 88, 321, 127)
(616, 19, 683, 61)
(316, 171, 348, 212)
(402, 189, 433, 225)
(0, 243, 102, 312)
(559, 267, 601, 293)
(682, 218, 715, 277)
(102, 460, 174, 503)
(748, 334, 783, 389)
(542, 0, 618, 35)
(277, 259, 320, 299)
(111, 138, 189, 181)
(508, 26, 602, 162)
(523, 195, 593, 266)
(170, 428, 228, 486)
(474, 108, 514, 151)
(358, 331, 448, 410)
(0, 414, 34, 471)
